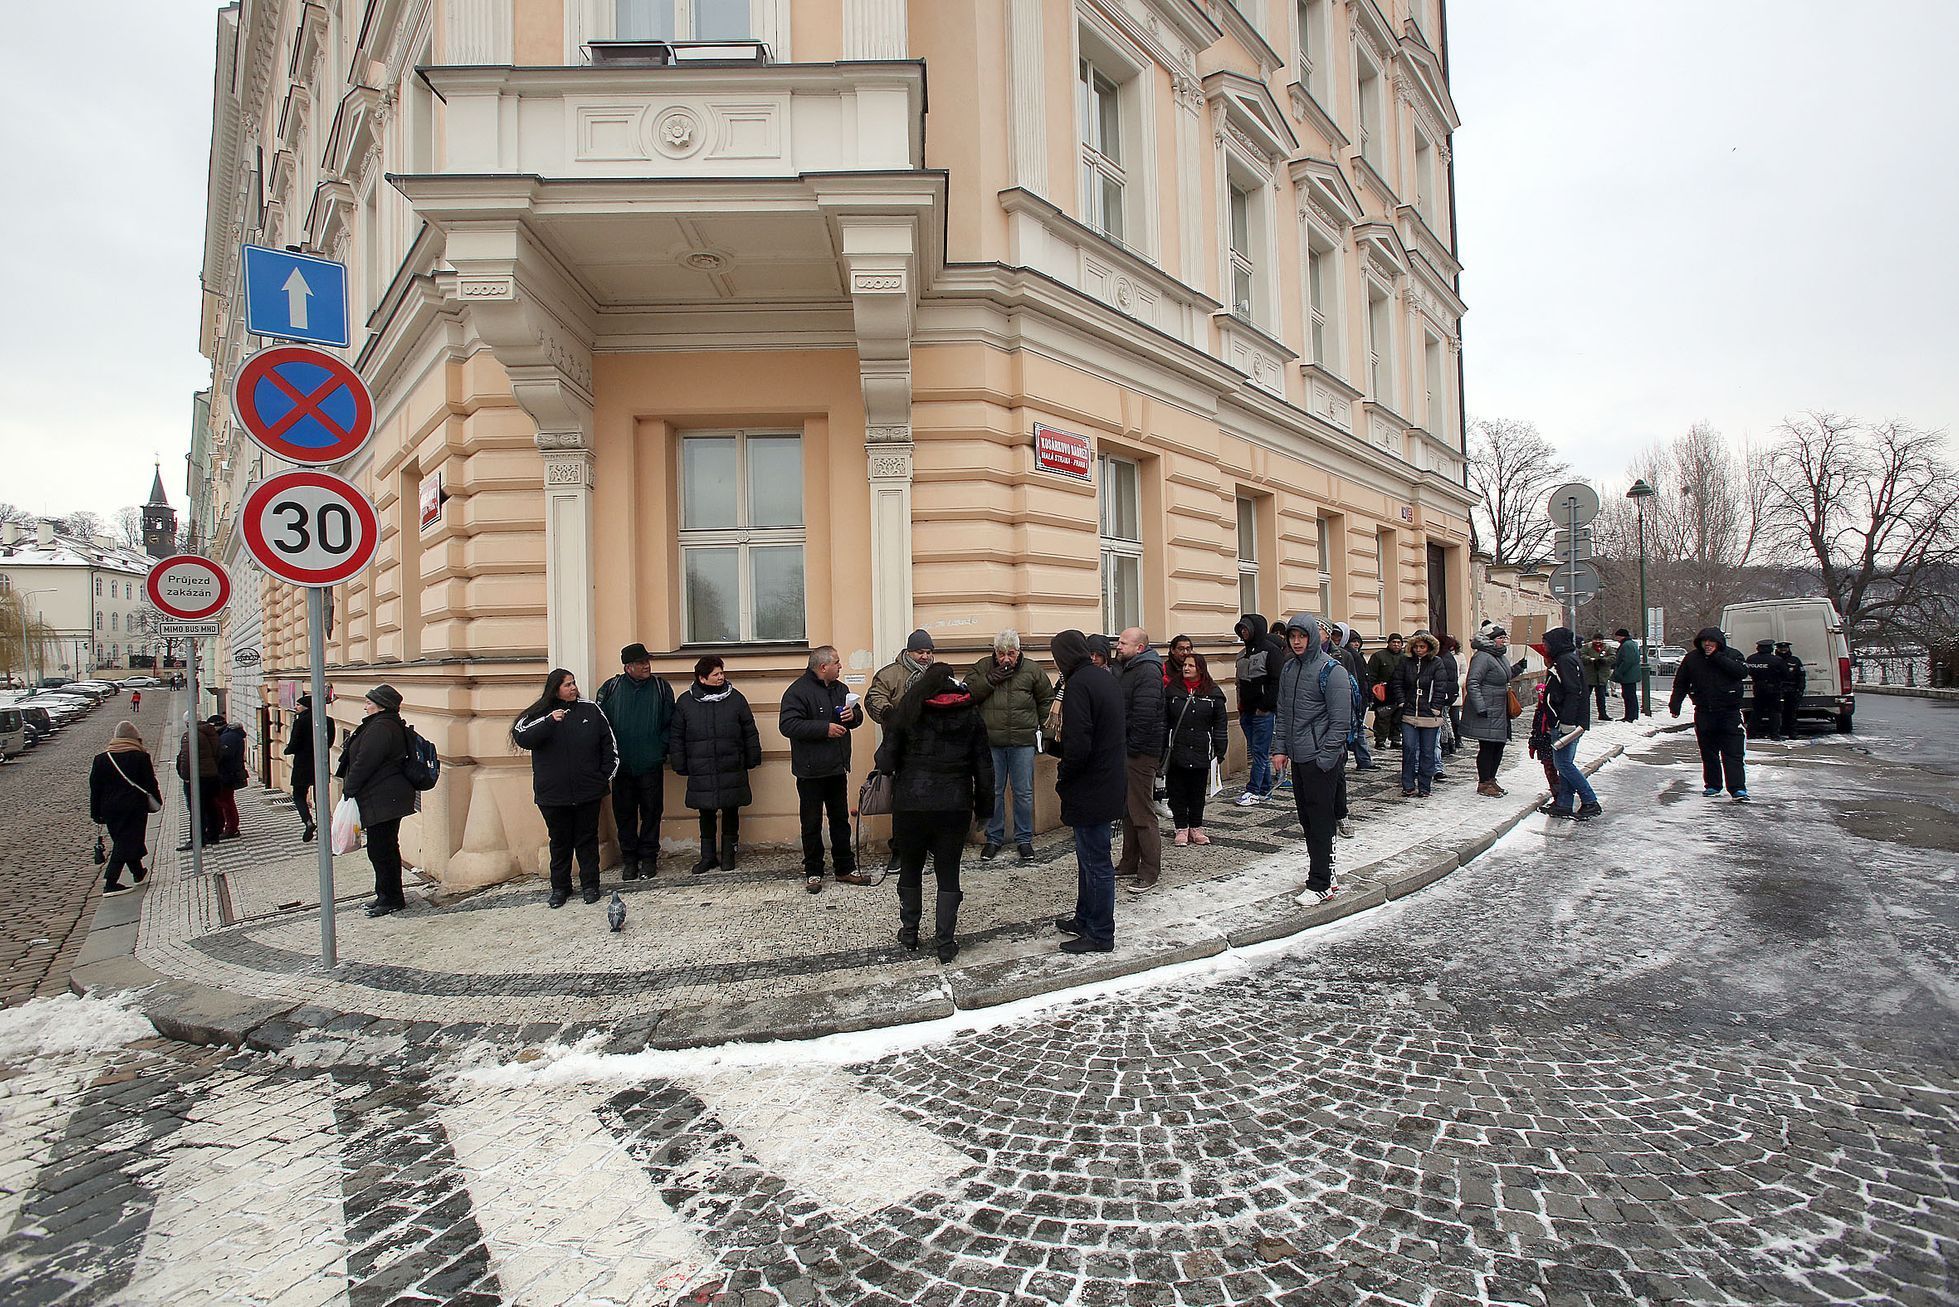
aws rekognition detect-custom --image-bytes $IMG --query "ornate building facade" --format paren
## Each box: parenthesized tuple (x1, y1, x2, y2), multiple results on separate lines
(195, 0, 1472, 882)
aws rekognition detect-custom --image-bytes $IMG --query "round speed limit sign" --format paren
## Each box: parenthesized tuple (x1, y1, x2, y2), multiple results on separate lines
(240, 470, 380, 587)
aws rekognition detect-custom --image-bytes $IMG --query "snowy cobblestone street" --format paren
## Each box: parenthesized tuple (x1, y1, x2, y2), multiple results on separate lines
(1, 722, 1954, 1305)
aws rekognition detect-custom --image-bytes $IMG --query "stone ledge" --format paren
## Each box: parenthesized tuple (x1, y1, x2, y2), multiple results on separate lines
(1853, 683, 1959, 701)
(1206, 883, 1389, 947)
(947, 920, 1228, 1010)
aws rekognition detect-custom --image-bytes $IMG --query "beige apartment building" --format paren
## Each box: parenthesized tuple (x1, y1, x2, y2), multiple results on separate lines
(196, 0, 1472, 882)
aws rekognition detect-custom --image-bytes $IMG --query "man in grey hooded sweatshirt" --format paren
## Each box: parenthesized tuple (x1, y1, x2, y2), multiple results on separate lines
(1272, 615, 1353, 901)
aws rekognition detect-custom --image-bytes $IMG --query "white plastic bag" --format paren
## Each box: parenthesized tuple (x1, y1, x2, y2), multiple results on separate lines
(330, 796, 363, 855)
(1207, 759, 1223, 797)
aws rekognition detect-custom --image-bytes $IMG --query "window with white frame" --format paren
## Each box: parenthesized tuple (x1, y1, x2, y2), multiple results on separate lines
(1295, 0, 1328, 104)
(678, 431, 806, 644)
(1376, 527, 1394, 628)
(95, 577, 102, 596)
(1356, 50, 1384, 171)
(1304, 227, 1341, 370)
(1099, 454, 1143, 633)
(1078, 56, 1126, 243)
(1423, 330, 1445, 436)
(1316, 514, 1334, 618)
(1366, 279, 1393, 400)
(1228, 185, 1255, 317)
(1236, 496, 1259, 616)
(616, 0, 754, 40)
(1413, 132, 1439, 227)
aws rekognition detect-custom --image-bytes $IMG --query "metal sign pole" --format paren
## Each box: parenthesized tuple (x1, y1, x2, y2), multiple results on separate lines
(186, 639, 205, 878)
(1566, 500, 1579, 631)
(308, 587, 337, 969)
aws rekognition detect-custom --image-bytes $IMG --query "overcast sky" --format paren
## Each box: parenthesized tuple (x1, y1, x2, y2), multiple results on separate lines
(2, 1, 1953, 524)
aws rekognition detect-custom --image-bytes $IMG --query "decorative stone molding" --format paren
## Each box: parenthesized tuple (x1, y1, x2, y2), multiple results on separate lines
(868, 448, 914, 481)
(542, 451, 595, 486)
(866, 425, 912, 444)
(1007, 0, 1048, 193)
(650, 107, 705, 158)
(843, 0, 908, 59)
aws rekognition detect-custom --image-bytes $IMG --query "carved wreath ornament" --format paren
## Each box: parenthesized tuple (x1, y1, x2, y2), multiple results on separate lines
(651, 107, 704, 158)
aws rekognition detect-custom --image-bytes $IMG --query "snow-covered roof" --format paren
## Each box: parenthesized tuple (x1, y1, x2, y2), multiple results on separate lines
(0, 531, 155, 576)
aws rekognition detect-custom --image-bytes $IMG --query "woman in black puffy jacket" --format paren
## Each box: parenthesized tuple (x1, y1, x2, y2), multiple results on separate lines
(668, 655, 761, 875)
(513, 668, 619, 908)
(874, 661, 993, 963)
(1163, 651, 1228, 845)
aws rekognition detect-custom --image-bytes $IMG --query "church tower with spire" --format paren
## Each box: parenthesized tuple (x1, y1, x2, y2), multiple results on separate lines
(141, 463, 178, 560)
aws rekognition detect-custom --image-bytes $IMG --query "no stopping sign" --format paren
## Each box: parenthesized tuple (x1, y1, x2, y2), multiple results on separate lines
(240, 470, 380, 587)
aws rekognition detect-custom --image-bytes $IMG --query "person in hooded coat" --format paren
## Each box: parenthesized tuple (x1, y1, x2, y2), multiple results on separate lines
(668, 655, 763, 874)
(211, 715, 249, 838)
(1336, 626, 1375, 772)
(89, 721, 162, 896)
(337, 685, 417, 916)
(1388, 631, 1456, 798)
(1460, 625, 1526, 796)
(1113, 627, 1166, 893)
(1670, 626, 1752, 797)
(1231, 614, 1285, 805)
(875, 661, 993, 963)
(513, 667, 621, 908)
(1047, 629, 1125, 954)
(1272, 615, 1352, 901)
(1367, 634, 1407, 750)
(175, 715, 223, 851)
(1543, 627, 1602, 820)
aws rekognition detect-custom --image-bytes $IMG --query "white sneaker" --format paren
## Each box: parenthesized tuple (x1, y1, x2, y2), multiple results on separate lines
(1310, 884, 1340, 904)
(1235, 791, 1263, 807)
(1153, 800, 1174, 822)
(1337, 819, 1354, 838)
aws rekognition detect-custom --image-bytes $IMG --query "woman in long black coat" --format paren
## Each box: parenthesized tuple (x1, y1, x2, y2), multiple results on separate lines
(668, 655, 761, 874)
(513, 667, 619, 908)
(89, 721, 162, 896)
(1163, 651, 1229, 845)
(874, 662, 993, 963)
(337, 684, 417, 918)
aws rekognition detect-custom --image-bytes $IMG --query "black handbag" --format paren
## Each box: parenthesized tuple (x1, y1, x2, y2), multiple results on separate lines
(93, 832, 107, 866)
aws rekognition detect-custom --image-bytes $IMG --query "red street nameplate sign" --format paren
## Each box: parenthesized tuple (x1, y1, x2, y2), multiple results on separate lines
(1033, 423, 1092, 479)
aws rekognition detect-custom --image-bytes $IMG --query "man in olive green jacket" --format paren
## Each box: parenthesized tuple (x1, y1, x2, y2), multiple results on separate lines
(967, 630, 1057, 862)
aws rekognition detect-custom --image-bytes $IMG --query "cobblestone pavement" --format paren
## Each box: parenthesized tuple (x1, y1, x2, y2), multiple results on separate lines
(2, 729, 1954, 1305)
(0, 690, 164, 1005)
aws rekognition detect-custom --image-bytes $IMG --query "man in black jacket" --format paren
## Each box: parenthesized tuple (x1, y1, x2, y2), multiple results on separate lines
(1543, 627, 1601, 820)
(1670, 626, 1752, 798)
(1049, 629, 1126, 954)
(1232, 614, 1285, 806)
(285, 694, 317, 842)
(1743, 639, 1786, 740)
(599, 643, 676, 880)
(778, 646, 866, 887)
(1114, 627, 1166, 893)
(1775, 641, 1805, 739)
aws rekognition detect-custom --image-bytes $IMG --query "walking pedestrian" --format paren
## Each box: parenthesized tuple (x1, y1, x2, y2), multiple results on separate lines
(1611, 627, 1643, 722)
(1272, 615, 1351, 902)
(1461, 625, 1522, 796)
(1581, 634, 1617, 724)
(967, 629, 1055, 864)
(1048, 630, 1125, 954)
(1744, 639, 1785, 740)
(1113, 627, 1166, 894)
(1367, 634, 1406, 750)
(129, 689, 141, 712)
(211, 715, 248, 838)
(1670, 627, 1751, 799)
(284, 694, 318, 842)
(1542, 627, 1603, 821)
(1163, 651, 1228, 845)
(876, 662, 992, 962)
(1231, 614, 1285, 806)
(337, 685, 417, 917)
(598, 643, 676, 881)
(89, 722, 161, 897)
(1389, 631, 1455, 798)
(513, 668, 620, 908)
(174, 714, 222, 851)
(1775, 641, 1805, 738)
(668, 655, 761, 875)
(1526, 680, 1562, 805)
(778, 645, 866, 893)
(867, 629, 936, 871)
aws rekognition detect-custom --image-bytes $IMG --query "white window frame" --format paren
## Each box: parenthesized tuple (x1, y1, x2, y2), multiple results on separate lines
(1218, 143, 1276, 325)
(578, 0, 791, 59)
(1377, 527, 1394, 630)
(1423, 328, 1446, 437)
(1356, 47, 1384, 172)
(1073, 16, 1159, 258)
(1235, 496, 1260, 616)
(1316, 514, 1334, 618)
(1099, 453, 1144, 633)
(1365, 276, 1395, 401)
(1078, 57, 1127, 243)
(677, 429, 807, 645)
(1303, 220, 1344, 372)
(1413, 130, 1439, 228)
(614, 0, 763, 41)
(1294, 0, 1328, 104)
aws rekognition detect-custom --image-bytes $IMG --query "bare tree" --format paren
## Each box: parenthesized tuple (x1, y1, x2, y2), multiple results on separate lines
(113, 506, 146, 551)
(1761, 412, 1959, 644)
(51, 510, 104, 540)
(1467, 417, 1569, 564)
(0, 503, 31, 526)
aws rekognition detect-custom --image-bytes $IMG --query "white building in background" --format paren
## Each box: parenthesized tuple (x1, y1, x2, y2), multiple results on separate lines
(0, 520, 159, 681)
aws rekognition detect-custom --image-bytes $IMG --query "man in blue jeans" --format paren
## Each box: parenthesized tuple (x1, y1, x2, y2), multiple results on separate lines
(967, 629, 1056, 864)
(1542, 626, 1602, 820)
(1047, 629, 1126, 954)
(1233, 614, 1286, 805)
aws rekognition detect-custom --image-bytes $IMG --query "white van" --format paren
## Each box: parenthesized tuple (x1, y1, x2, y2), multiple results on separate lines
(1719, 598, 1855, 733)
(0, 707, 23, 760)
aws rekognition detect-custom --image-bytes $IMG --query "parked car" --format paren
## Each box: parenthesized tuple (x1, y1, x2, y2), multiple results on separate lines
(10, 702, 69, 735)
(1720, 597, 1856, 733)
(123, 675, 162, 688)
(35, 677, 72, 689)
(1653, 645, 1688, 675)
(20, 718, 48, 748)
(46, 683, 110, 703)
(75, 679, 121, 696)
(0, 707, 24, 761)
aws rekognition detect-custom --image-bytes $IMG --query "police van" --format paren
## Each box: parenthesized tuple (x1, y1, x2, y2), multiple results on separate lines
(1719, 598, 1856, 733)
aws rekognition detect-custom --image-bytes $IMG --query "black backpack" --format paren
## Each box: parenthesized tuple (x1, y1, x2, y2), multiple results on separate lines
(401, 724, 440, 791)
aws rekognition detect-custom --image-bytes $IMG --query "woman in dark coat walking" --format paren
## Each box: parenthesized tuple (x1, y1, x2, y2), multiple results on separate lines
(1163, 651, 1228, 845)
(285, 695, 318, 842)
(874, 662, 993, 962)
(668, 655, 761, 875)
(89, 721, 162, 897)
(337, 685, 417, 917)
(513, 668, 620, 908)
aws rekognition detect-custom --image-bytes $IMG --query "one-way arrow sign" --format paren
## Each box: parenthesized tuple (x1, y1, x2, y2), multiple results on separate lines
(243, 245, 348, 347)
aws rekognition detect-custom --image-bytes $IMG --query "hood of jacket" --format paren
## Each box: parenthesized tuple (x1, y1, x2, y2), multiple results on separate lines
(1052, 629, 1092, 677)
(1696, 626, 1727, 651)
(1471, 633, 1509, 656)
(1234, 613, 1269, 648)
(1330, 621, 1353, 647)
(1121, 646, 1163, 675)
(1286, 614, 1324, 656)
(1544, 626, 1578, 659)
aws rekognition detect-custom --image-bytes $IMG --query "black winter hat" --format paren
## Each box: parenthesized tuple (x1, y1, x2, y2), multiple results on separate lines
(365, 684, 403, 712)
(621, 642, 652, 665)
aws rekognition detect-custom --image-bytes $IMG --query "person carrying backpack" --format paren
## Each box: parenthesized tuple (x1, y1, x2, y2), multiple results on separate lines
(337, 685, 417, 918)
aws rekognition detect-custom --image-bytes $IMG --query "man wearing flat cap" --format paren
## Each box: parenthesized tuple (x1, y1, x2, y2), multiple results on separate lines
(598, 642, 676, 879)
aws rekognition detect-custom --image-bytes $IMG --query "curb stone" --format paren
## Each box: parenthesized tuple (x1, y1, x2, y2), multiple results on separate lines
(73, 739, 1645, 1060)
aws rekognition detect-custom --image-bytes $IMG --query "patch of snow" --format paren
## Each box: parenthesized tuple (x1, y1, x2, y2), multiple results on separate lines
(0, 991, 155, 1066)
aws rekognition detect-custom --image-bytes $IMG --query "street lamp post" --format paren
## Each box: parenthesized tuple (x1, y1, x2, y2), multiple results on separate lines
(1626, 479, 1657, 716)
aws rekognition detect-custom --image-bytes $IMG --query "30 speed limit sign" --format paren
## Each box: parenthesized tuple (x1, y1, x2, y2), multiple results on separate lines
(240, 470, 379, 587)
